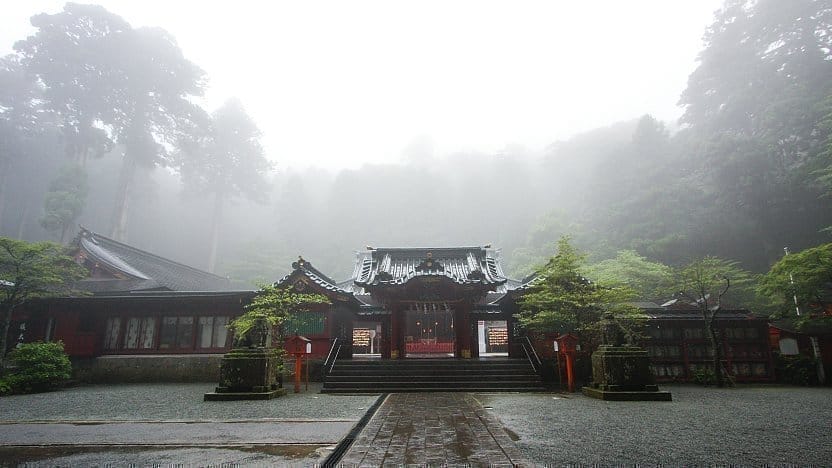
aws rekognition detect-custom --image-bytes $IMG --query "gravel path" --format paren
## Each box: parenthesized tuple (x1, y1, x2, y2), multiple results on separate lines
(477, 385, 832, 466)
(0, 421, 353, 445)
(0, 382, 378, 422)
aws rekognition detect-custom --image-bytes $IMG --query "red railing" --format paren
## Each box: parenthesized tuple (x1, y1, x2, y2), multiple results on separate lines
(405, 341, 454, 353)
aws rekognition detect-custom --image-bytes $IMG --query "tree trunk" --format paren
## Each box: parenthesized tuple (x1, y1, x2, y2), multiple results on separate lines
(110, 153, 137, 242)
(16, 203, 29, 240)
(705, 312, 725, 387)
(0, 157, 9, 232)
(0, 306, 13, 369)
(207, 191, 224, 273)
(59, 222, 68, 244)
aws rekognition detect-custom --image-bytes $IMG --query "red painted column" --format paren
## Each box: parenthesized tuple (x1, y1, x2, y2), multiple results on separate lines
(565, 352, 575, 392)
(293, 353, 303, 393)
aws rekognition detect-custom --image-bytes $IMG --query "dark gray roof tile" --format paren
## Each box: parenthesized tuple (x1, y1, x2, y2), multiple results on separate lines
(74, 228, 231, 293)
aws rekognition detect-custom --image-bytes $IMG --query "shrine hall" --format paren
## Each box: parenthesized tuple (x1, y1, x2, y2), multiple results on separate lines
(280, 246, 525, 361)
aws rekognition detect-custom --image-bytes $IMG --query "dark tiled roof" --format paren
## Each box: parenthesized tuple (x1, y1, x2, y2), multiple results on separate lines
(641, 307, 760, 320)
(73, 228, 231, 293)
(276, 257, 359, 303)
(352, 246, 508, 289)
(770, 317, 832, 336)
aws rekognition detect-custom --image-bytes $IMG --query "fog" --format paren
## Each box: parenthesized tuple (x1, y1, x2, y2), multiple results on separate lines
(1, 1, 831, 288)
(2, 1, 722, 170)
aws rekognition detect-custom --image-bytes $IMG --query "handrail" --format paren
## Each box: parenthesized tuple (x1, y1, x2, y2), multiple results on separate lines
(524, 335, 542, 369)
(329, 344, 342, 374)
(323, 337, 339, 371)
(521, 341, 539, 373)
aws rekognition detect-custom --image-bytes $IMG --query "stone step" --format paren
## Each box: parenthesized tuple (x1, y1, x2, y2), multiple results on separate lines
(321, 386, 546, 394)
(322, 358, 543, 393)
(326, 374, 538, 383)
(328, 368, 536, 376)
(324, 380, 544, 388)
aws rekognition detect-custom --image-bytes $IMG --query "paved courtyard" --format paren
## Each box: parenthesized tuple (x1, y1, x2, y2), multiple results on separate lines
(0, 382, 378, 466)
(479, 384, 832, 465)
(340, 392, 530, 466)
(0, 383, 830, 465)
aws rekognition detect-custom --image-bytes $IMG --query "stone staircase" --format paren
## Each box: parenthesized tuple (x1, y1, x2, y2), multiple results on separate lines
(321, 358, 544, 393)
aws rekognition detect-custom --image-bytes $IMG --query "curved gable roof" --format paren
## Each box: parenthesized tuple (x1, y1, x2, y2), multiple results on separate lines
(73, 228, 231, 293)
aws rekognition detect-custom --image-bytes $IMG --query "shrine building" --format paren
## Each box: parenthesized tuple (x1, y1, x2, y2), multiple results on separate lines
(7, 228, 776, 385)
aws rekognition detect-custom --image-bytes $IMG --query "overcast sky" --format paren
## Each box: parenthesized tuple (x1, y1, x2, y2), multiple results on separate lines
(2, 1, 724, 170)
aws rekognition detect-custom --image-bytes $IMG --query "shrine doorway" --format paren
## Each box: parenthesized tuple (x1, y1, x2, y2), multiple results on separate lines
(477, 320, 509, 357)
(352, 320, 383, 357)
(404, 303, 455, 358)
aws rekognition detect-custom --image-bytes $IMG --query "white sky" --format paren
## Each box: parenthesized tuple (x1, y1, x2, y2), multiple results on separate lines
(2, 1, 724, 170)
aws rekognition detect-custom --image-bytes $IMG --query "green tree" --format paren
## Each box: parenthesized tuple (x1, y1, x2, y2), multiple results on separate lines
(0, 54, 54, 231)
(179, 99, 271, 272)
(14, 4, 122, 166)
(676, 256, 754, 387)
(759, 243, 832, 318)
(516, 237, 643, 346)
(40, 164, 88, 243)
(678, 0, 832, 264)
(230, 284, 329, 349)
(584, 250, 674, 302)
(0, 238, 86, 367)
(107, 26, 207, 241)
(15, 4, 207, 242)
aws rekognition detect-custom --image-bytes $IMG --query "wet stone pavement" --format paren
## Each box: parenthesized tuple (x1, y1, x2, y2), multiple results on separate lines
(340, 392, 531, 466)
(0, 383, 378, 466)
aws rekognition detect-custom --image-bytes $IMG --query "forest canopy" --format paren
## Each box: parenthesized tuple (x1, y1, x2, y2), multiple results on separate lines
(0, 0, 830, 296)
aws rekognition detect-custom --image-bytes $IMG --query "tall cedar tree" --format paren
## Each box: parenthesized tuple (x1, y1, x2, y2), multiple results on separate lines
(40, 164, 88, 243)
(179, 99, 271, 273)
(15, 4, 207, 242)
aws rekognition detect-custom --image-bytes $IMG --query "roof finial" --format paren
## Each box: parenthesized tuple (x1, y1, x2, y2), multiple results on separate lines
(292, 256, 308, 270)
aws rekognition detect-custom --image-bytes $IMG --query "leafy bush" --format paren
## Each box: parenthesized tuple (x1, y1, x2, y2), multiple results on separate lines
(1, 341, 72, 395)
(692, 367, 716, 386)
(774, 353, 819, 386)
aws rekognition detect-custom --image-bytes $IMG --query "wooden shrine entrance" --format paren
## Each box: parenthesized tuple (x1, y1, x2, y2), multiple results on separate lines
(403, 303, 455, 358)
(350, 247, 511, 360)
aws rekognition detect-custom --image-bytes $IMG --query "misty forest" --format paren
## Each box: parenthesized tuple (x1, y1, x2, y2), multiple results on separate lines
(1, 0, 831, 299)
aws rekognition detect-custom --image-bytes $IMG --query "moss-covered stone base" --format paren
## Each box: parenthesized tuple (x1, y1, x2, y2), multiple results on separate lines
(204, 347, 284, 401)
(584, 345, 672, 401)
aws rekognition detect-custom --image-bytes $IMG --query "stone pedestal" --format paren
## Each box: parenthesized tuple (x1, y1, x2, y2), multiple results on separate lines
(204, 348, 285, 401)
(582, 345, 671, 401)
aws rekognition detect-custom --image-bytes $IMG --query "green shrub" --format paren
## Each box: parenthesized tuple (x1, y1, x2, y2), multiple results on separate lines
(2, 341, 72, 394)
(692, 367, 716, 385)
(774, 353, 819, 386)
